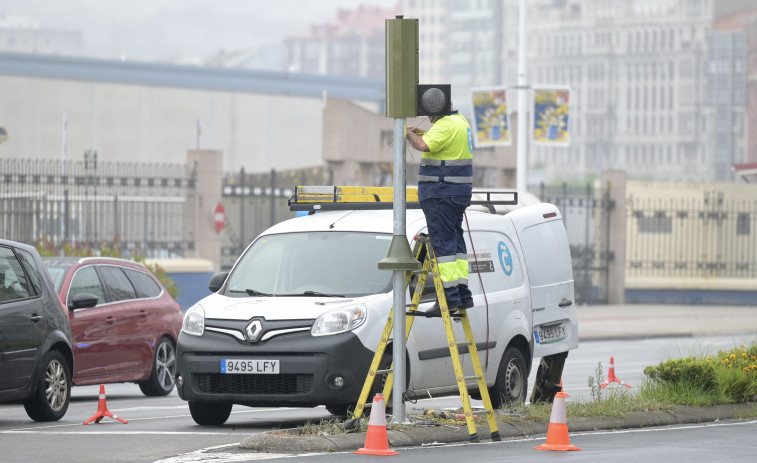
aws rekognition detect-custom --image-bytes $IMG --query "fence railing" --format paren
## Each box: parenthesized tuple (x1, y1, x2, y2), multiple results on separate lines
(626, 196, 757, 280)
(0, 158, 193, 258)
(531, 182, 612, 304)
(6, 158, 753, 301)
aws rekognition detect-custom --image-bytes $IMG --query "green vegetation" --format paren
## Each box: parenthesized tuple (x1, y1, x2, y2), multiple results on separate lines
(639, 342, 757, 405)
(35, 236, 179, 299)
(296, 341, 757, 436)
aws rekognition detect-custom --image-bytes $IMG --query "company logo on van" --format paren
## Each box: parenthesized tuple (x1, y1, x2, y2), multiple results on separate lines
(497, 241, 513, 275)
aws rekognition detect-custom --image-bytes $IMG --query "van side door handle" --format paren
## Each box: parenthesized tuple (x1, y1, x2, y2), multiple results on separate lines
(30, 314, 43, 322)
(558, 298, 573, 308)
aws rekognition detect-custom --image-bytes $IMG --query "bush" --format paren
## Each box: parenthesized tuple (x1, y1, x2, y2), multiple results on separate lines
(640, 342, 757, 405)
(643, 357, 717, 391)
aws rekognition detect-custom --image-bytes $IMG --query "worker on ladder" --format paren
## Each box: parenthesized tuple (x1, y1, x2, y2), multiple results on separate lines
(406, 103, 474, 316)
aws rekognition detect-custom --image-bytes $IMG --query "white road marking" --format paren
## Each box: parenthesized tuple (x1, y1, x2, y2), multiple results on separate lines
(153, 443, 329, 463)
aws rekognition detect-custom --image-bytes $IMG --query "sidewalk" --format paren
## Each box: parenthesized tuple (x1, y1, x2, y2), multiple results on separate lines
(577, 303, 757, 341)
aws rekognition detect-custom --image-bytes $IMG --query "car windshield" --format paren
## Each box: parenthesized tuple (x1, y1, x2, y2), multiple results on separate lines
(225, 231, 394, 298)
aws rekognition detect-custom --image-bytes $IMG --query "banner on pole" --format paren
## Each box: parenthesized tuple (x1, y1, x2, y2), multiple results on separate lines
(470, 87, 511, 147)
(532, 87, 570, 146)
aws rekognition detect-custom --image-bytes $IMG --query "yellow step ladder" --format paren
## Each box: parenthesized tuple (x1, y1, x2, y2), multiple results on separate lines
(352, 234, 501, 443)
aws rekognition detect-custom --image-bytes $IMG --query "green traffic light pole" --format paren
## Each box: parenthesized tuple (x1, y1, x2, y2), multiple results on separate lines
(379, 16, 422, 424)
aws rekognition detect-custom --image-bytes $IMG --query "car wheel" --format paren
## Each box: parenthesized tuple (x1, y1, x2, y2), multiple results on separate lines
(188, 401, 232, 426)
(489, 346, 528, 409)
(23, 350, 71, 422)
(139, 337, 177, 396)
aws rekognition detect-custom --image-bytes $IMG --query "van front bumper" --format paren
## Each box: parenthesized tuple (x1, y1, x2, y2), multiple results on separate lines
(176, 329, 375, 408)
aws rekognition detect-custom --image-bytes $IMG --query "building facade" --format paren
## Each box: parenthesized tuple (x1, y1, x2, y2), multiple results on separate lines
(0, 51, 515, 188)
(404, 0, 756, 183)
(283, 4, 399, 80)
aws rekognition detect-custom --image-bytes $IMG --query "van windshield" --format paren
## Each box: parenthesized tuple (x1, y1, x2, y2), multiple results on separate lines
(225, 231, 394, 298)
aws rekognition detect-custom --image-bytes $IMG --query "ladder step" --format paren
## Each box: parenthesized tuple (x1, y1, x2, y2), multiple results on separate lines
(457, 341, 472, 346)
(463, 375, 482, 380)
(377, 368, 392, 374)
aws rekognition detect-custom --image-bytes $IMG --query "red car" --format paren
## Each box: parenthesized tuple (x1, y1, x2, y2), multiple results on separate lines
(43, 257, 182, 396)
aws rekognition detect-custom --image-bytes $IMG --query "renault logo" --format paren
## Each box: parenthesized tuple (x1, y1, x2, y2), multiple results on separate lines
(245, 320, 263, 343)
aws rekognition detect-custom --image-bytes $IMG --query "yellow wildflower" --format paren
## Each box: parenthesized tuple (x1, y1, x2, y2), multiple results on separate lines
(730, 353, 737, 360)
(743, 352, 748, 358)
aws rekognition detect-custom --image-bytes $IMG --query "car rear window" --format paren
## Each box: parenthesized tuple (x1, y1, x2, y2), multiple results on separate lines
(124, 268, 162, 298)
(97, 265, 137, 302)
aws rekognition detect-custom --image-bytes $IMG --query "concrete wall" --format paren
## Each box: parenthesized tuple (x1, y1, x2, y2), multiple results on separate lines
(184, 149, 223, 272)
(0, 74, 334, 174)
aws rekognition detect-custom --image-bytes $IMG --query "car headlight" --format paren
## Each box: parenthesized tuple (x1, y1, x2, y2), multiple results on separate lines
(311, 305, 366, 337)
(182, 305, 205, 336)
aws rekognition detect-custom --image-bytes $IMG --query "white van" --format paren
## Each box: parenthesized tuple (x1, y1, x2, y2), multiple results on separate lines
(176, 201, 578, 425)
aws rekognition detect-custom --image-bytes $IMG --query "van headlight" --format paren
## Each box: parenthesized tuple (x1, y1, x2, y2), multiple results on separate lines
(311, 305, 366, 337)
(182, 305, 205, 336)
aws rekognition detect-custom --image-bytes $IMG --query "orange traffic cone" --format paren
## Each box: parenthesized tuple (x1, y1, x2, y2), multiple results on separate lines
(600, 356, 632, 388)
(355, 394, 398, 456)
(534, 392, 581, 451)
(83, 384, 128, 425)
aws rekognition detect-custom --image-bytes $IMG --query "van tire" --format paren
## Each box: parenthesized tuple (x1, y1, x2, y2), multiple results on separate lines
(326, 403, 351, 417)
(369, 351, 407, 413)
(188, 401, 232, 425)
(489, 346, 528, 409)
(23, 350, 71, 422)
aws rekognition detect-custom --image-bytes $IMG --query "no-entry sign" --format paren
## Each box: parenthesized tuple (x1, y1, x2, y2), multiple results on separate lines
(213, 203, 226, 232)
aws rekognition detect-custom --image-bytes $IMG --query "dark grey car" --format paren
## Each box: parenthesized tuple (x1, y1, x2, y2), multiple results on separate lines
(0, 239, 75, 421)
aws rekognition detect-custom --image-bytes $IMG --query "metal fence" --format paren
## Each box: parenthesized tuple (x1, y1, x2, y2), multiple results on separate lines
(531, 183, 612, 304)
(0, 158, 193, 258)
(219, 168, 329, 270)
(626, 196, 757, 280)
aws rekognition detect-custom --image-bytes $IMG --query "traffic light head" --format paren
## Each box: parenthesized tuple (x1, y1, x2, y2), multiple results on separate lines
(417, 84, 451, 117)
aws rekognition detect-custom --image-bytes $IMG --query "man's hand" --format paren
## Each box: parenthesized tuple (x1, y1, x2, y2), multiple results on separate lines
(406, 126, 430, 152)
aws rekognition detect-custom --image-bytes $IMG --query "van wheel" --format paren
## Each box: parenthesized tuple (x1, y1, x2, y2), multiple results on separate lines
(489, 346, 528, 409)
(139, 337, 177, 396)
(326, 403, 351, 417)
(369, 352, 404, 413)
(188, 401, 232, 425)
(23, 350, 71, 422)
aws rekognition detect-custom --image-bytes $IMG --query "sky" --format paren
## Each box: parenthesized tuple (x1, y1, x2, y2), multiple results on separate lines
(1, 0, 399, 64)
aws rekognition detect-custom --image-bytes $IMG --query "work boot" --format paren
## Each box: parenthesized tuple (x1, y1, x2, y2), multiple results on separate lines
(459, 299, 474, 309)
(425, 300, 460, 317)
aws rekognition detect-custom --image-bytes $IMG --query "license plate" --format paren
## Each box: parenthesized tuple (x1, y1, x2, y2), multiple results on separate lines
(534, 324, 566, 344)
(221, 359, 280, 374)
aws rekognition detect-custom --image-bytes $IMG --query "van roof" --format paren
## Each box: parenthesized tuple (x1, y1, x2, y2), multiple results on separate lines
(264, 209, 429, 236)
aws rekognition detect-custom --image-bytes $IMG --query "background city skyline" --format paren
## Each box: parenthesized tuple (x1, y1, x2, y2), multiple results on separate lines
(0, 0, 398, 66)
